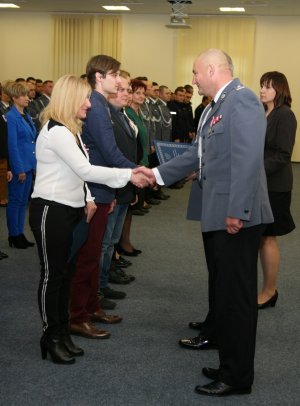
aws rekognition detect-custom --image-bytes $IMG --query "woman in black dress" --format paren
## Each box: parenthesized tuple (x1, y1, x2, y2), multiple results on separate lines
(258, 71, 297, 308)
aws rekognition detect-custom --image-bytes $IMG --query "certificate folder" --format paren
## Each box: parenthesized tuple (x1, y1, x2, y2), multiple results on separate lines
(153, 140, 190, 164)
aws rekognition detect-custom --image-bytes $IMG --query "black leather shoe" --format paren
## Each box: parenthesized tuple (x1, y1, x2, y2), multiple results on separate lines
(131, 209, 145, 216)
(189, 321, 204, 330)
(100, 286, 126, 299)
(116, 244, 139, 257)
(179, 335, 217, 350)
(99, 297, 117, 310)
(0, 251, 8, 259)
(257, 290, 278, 309)
(146, 197, 161, 205)
(61, 333, 84, 356)
(115, 257, 132, 268)
(108, 269, 131, 284)
(40, 335, 75, 364)
(195, 380, 251, 396)
(117, 268, 135, 282)
(202, 367, 219, 380)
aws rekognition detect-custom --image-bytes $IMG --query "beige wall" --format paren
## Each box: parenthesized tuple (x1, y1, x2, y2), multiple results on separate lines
(121, 14, 176, 89)
(0, 13, 53, 81)
(0, 12, 299, 160)
(252, 17, 300, 161)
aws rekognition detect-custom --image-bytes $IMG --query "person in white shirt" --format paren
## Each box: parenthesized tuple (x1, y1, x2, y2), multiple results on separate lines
(29, 75, 149, 365)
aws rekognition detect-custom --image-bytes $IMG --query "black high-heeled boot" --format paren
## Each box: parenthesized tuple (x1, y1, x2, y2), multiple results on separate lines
(20, 234, 35, 247)
(8, 235, 28, 249)
(61, 333, 84, 356)
(40, 335, 75, 364)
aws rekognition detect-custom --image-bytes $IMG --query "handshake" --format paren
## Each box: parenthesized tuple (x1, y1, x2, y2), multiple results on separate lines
(130, 166, 157, 188)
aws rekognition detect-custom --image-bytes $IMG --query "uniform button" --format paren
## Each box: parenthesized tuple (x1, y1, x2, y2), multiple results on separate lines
(203, 176, 206, 180)
(203, 136, 205, 140)
(33, 151, 35, 154)
(244, 209, 249, 213)
(203, 148, 205, 153)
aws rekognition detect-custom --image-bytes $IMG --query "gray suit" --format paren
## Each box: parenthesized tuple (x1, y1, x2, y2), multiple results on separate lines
(157, 78, 273, 388)
(158, 79, 273, 230)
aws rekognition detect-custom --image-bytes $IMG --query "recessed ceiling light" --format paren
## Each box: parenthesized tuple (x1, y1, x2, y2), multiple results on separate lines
(102, 6, 130, 11)
(219, 7, 245, 12)
(0, 3, 20, 8)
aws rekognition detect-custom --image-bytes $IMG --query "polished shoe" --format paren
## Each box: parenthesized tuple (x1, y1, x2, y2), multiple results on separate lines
(108, 269, 131, 285)
(146, 197, 161, 205)
(100, 286, 126, 299)
(131, 209, 145, 216)
(90, 309, 122, 324)
(116, 244, 139, 257)
(179, 335, 217, 350)
(61, 333, 84, 356)
(69, 321, 111, 339)
(0, 251, 8, 259)
(140, 208, 150, 213)
(202, 367, 219, 380)
(152, 190, 170, 200)
(116, 268, 135, 282)
(189, 321, 204, 330)
(257, 290, 278, 309)
(115, 257, 132, 268)
(40, 335, 75, 364)
(195, 380, 251, 397)
(20, 234, 35, 247)
(99, 296, 117, 310)
(8, 235, 28, 249)
(132, 248, 142, 254)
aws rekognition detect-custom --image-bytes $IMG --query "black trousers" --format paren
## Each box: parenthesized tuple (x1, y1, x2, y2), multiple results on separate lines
(201, 224, 265, 388)
(29, 199, 82, 337)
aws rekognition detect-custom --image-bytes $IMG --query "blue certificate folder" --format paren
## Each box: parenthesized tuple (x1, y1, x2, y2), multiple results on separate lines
(153, 140, 191, 164)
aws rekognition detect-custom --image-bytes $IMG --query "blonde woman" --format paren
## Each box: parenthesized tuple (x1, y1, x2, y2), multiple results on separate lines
(29, 75, 148, 365)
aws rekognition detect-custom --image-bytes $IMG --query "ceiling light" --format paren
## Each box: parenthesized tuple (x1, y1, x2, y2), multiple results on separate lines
(219, 7, 245, 12)
(0, 3, 20, 8)
(102, 6, 130, 11)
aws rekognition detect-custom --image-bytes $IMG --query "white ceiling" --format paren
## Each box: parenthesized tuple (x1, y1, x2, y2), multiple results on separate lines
(3, 0, 300, 16)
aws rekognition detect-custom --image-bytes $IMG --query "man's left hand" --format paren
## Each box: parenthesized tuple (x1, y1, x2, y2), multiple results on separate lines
(226, 217, 244, 234)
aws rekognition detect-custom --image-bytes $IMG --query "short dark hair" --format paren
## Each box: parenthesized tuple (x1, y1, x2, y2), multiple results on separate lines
(175, 86, 185, 94)
(184, 84, 193, 93)
(86, 55, 121, 88)
(15, 78, 25, 82)
(26, 76, 36, 82)
(135, 76, 148, 81)
(36, 79, 43, 84)
(260, 71, 292, 108)
(130, 79, 147, 93)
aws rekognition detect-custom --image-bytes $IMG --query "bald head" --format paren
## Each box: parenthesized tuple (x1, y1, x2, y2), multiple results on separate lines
(198, 49, 234, 74)
(192, 48, 234, 98)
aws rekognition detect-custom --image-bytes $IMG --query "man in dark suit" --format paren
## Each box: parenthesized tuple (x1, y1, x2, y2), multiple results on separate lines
(99, 73, 137, 293)
(138, 49, 274, 396)
(28, 80, 53, 132)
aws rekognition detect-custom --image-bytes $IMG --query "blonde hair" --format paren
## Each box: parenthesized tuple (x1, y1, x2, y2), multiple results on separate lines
(41, 75, 91, 135)
(5, 81, 29, 101)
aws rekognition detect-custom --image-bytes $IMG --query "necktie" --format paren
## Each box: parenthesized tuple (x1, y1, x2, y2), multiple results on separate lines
(119, 109, 134, 136)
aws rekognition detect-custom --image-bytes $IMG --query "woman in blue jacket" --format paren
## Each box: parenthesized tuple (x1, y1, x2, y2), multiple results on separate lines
(6, 82, 36, 249)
